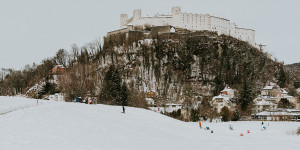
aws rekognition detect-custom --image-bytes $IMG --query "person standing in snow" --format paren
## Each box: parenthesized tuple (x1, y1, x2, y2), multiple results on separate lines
(122, 106, 125, 114)
(261, 121, 264, 125)
(199, 120, 202, 128)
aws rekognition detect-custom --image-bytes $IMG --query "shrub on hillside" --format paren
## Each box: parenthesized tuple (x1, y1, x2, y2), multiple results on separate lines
(220, 106, 233, 122)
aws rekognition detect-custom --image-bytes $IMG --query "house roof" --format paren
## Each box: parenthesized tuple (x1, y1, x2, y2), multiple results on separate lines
(221, 87, 234, 93)
(212, 95, 231, 104)
(145, 98, 154, 102)
(263, 86, 273, 90)
(255, 101, 276, 106)
(165, 103, 182, 106)
(255, 110, 300, 116)
(213, 95, 229, 100)
(282, 89, 288, 94)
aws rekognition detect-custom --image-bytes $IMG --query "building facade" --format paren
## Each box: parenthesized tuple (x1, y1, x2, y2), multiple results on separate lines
(211, 87, 236, 113)
(120, 7, 255, 45)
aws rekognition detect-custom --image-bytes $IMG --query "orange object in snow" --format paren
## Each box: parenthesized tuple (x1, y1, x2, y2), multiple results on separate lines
(199, 120, 202, 128)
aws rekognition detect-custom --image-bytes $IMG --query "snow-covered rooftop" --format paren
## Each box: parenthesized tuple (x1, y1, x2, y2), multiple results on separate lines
(221, 87, 234, 93)
(165, 103, 182, 106)
(263, 86, 273, 90)
(212, 95, 230, 103)
(282, 89, 288, 94)
(145, 98, 154, 102)
(255, 101, 276, 106)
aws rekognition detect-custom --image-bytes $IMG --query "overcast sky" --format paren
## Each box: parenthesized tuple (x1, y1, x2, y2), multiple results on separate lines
(1, 0, 299, 70)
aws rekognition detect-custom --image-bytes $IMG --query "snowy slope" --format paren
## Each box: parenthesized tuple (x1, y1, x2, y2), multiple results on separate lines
(0, 96, 299, 150)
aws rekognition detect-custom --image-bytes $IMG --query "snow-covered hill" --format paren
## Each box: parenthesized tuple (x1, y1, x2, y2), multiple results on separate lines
(0, 96, 299, 150)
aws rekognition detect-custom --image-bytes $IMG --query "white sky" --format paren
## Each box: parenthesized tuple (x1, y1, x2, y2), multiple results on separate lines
(1, 0, 300, 70)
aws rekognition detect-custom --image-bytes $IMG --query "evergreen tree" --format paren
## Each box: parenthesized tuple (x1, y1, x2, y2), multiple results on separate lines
(294, 81, 300, 89)
(41, 76, 56, 95)
(199, 97, 213, 121)
(99, 65, 122, 105)
(238, 81, 255, 112)
(190, 108, 200, 122)
(120, 82, 128, 106)
(277, 66, 286, 88)
(277, 98, 294, 109)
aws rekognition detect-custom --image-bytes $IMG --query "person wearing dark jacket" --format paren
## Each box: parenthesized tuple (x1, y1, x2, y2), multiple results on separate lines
(122, 106, 125, 114)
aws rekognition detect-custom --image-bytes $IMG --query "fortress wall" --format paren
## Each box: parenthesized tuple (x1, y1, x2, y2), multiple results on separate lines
(119, 7, 256, 46)
(133, 17, 173, 27)
(150, 26, 172, 37)
(235, 27, 255, 45)
(174, 13, 211, 31)
(210, 16, 230, 35)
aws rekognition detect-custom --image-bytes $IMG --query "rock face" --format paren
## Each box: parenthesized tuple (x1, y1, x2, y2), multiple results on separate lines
(100, 28, 280, 103)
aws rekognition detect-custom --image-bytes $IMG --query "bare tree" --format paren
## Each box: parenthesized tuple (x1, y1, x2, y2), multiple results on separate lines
(58, 63, 97, 101)
(55, 49, 68, 67)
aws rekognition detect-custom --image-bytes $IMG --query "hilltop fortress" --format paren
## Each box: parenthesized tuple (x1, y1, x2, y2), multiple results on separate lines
(119, 7, 256, 46)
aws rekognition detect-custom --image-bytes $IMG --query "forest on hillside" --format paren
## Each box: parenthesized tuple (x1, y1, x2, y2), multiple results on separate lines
(1, 30, 299, 119)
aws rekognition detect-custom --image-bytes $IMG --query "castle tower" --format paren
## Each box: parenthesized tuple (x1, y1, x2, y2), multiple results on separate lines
(120, 14, 128, 28)
(172, 6, 181, 16)
(133, 9, 141, 20)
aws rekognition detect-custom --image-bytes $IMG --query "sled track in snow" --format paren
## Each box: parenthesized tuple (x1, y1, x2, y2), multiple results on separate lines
(0, 104, 38, 116)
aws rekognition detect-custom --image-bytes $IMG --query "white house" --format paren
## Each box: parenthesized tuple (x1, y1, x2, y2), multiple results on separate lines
(146, 98, 155, 106)
(254, 83, 298, 111)
(211, 86, 236, 113)
(165, 103, 182, 113)
(253, 96, 277, 113)
(149, 107, 165, 114)
(47, 93, 64, 101)
(252, 109, 300, 121)
(211, 95, 232, 113)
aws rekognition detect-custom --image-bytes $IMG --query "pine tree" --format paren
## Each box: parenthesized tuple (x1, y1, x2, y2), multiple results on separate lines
(99, 65, 122, 105)
(120, 82, 128, 106)
(199, 97, 213, 121)
(238, 81, 254, 112)
(277, 98, 294, 109)
(277, 66, 286, 88)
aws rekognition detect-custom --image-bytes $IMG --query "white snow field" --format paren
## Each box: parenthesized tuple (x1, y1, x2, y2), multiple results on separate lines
(0, 96, 299, 150)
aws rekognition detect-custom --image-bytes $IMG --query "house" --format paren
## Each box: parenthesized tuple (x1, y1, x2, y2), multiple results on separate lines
(253, 96, 277, 113)
(52, 65, 65, 82)
(221, 87, 235, 98)
(211, 86, 236, 113)
(149, 107, 165, 113)
(145, 92, 156, 98)
(252, 109, 300, 121)
(253, 83, 298, 112)
(52, 65, 65, 75)
(146, 98, 155, 106)
(211, 95, 232, 113)
(165, 103, 182, 113)
(47, 93, 64, 101)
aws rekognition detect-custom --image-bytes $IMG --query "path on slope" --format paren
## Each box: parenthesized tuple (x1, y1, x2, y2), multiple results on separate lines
(0, 97, 299, 150)
(0, 96, 44, 115)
